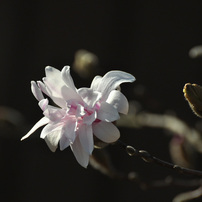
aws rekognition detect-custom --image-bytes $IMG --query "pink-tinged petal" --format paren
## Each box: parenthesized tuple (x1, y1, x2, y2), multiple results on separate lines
(43, 106, 65, 122)
(31, 81, 44, 101)
(21, 117, 49, 140)
(40, 123, 63, 139)
(61, 66, 77, 91)
(91, 71, 135, 100)
(71, 136, 90, 168)
(44, 130, 62, 152)
(83, 111, 97, 125)
(106, 90, 129, 114)
(38, 99, 48, 111)
(78, 124, 94, 154)
(93, 121, 120, 143)
(59, 135, 71, 150)
(97, 102, 120, 122)
(62, 118, 77, 143)
(78, 88, 102, 108)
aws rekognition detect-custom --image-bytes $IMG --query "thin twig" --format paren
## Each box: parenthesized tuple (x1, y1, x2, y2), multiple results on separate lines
(117, 140, 202, 177)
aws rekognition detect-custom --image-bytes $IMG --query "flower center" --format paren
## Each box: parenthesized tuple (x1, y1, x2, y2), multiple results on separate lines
(64, 101, 101, 125)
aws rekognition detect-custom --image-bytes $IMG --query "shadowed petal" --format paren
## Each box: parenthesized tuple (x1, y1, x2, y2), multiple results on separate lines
(106, 90, 129, 114)
(21, 117, 49, 140)
(93, 121, 120, 143)
(78, 124, 94, 154)
(71, 136, 90, 168)
(97, 102, 120, 122)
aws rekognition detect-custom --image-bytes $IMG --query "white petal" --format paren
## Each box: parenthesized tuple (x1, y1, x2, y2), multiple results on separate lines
(71, 136, 90, 168)
(44, 130, 62, 152)
(106, 90, 129, 114)
(97, 102, 120, 122)
(38, 99, 49, 111)
(21, 117, 49, 140)
(78, 88, 102, 108)
(61, 66, 77, 91)
(93, 121, 120, 143)
(91, 71, 135, 101)
(37, 81, 50, 96)
(90, 75, 102, 90)
(78, 124, 94, 154)
(60, 134, 71, 150)
(62, 118, 77, 143)
(40, 123, 63, 139)
(44, 66, 82, 107)
(31, 81, 44, 101)
(42, 77, 67, 108)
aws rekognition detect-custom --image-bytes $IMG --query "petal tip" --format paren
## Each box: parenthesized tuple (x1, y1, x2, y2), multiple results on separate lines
(45, 66, 54, 72)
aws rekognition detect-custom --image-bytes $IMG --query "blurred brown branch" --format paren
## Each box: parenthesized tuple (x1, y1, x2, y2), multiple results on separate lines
(117, 103, 202, 154)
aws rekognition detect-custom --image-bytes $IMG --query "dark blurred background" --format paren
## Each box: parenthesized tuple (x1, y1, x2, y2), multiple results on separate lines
(1, 1, 202, 201)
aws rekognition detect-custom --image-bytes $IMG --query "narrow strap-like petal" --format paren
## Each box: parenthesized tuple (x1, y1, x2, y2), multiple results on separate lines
(78, 124, 94, 154)
(91, 71, 135, 101)
(61, 66, 77, 91)
(92, 121, 120, 143)
(31, 81, 44, 101)
(90, 75, 102, 90)
(37, 81, 50, 96)
(38, 99, 48, 111)
(70, 136, 90, 168)
(62, 118, 77, 143)
(60, 135, 71, 151)
(21, 117, 49, 140)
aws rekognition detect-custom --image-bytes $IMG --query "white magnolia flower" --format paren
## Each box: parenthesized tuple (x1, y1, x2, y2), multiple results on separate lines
(21, 66, 135, 167)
